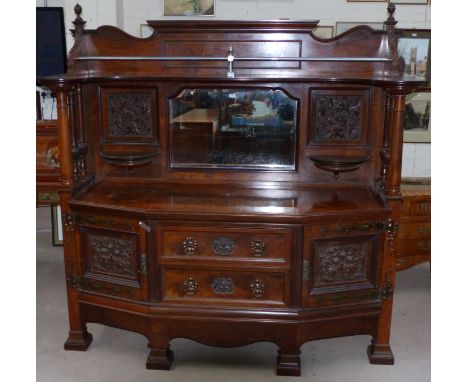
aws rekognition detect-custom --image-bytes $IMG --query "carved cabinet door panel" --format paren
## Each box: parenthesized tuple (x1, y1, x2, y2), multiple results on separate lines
(302, 220, 384, 307)
(74, 213, 149, 300)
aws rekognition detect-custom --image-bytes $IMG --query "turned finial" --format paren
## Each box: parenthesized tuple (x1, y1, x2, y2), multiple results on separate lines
(71, 3, 86, 38)
(384, 2, 398, 29)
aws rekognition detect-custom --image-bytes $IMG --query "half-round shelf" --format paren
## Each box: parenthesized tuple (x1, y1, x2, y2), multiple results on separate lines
(309, 155, 370, 179)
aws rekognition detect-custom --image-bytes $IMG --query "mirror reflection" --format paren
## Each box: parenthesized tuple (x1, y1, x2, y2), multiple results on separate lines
(170, 89, 297, 169)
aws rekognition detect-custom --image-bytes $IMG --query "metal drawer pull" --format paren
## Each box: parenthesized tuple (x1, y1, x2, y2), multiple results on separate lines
(250, 239, 266, 257)
(211, 237, 235, 256)
(138, 221, 151, 232)
(250, 279, 265, 298)
(182, 237, 198, 256)
(183, 277, 198, 295)
(212, 277, 235, 294)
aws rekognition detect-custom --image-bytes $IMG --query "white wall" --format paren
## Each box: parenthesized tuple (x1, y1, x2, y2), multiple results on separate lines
(37, 0, 431, 178)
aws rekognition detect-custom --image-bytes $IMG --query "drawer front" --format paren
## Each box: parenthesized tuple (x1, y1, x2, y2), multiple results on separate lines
(74, 213, 149, 300)
(398, 238, 431, 257)
(158, 224, 292, 263)
(162, 268, 288, 307)
(399, 222, 431, 239)
(409, 198, 431, 217)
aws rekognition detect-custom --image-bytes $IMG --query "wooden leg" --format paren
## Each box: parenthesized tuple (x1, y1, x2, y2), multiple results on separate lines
(64, 327, 93, 351)
(146, 344, 174, 370)
(276, 347, 301, 376)
(367, 338, 394, 365)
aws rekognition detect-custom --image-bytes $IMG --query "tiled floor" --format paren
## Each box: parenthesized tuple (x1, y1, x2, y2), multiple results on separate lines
(36, 207, 430, 382)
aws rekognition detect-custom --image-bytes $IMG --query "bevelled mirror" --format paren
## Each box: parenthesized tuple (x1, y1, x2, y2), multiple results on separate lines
(169, 88, 297, 170)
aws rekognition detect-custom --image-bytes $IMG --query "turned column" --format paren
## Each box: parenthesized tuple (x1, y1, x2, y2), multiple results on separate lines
(369, 93, 406, 365)
(55, 87, 93, 351)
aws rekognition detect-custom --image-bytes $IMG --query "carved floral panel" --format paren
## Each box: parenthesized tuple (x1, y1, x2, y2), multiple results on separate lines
(316, 242, 368, 285)
(89, 235, 135, 277)
(315, 95, 363, 141)
(107, 93, 152, 137)
(313, 94, 366, 143)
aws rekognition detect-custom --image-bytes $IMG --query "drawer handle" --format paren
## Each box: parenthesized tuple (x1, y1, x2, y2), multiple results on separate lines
(211, 236, 235, 256)
(138, 221, 151, 232)
(182, 237, 198, 256)
(250, 279, 265, 298)
(250, 239, 266, 257)
(212, 277, 235, 294)
(417, 226, 430, 235)
(183, 277, 198, 295)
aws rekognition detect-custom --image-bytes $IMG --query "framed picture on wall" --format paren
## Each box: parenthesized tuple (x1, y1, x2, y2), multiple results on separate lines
(404, 91, 431, 143)
(163, 0, 215, 16)
(394, 0, 429, 4)
(312, 26, 334, 39)
(51, 205, 63, 246)
(335, 22, 383, 35)
(140, 24, 154, 38)
(398, 29, 431, 85)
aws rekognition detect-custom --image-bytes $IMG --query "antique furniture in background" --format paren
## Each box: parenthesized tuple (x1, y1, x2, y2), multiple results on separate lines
(39, 3, 425, 376)
(396, 178, 431, 271)
(36, 119, 61, 205)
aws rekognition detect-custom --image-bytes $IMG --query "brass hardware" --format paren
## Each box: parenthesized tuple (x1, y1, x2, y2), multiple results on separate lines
(62, 211, 74, 241)
(211, 237, 235, 256)
(380, 272, 394, 300)
(183, 277, 199, 295)
(385, 219, 399, 237)
(212, 277, 235, 294)
(182, 237, 198, 256)
(138, 221, 151, 232)
(139, 253, 147, 275)
(302, 260, 310, 281)
(250, 279, 265, 298)
(250, 239, 266, 257)
(66, 264, 80, 289)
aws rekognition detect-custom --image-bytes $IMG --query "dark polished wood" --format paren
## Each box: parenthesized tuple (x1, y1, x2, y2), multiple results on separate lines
(38, 2, 425, 376)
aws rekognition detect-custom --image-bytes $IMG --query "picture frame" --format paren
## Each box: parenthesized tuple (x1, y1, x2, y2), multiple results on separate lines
(403, 91, 431, 143)
(163, 0, 215, 16)
(312, 26, 334, 39)
(140, 24, 154, 38)
(394, 0, 429, 5)
(335, 22, 384, 35)
(398, 29, 431, 85)
(51, 205, 63, 246)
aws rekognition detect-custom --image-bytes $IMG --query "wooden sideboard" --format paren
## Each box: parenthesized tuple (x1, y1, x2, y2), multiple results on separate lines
(397, 178, 431, 271)
(38, 3, 425, 376)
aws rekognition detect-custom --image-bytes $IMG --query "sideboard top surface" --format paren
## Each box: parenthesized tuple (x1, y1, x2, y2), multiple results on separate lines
(70, 180, 389, 221)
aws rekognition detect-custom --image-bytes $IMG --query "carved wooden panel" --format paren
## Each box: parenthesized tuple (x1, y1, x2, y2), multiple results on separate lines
(315, 95, 363, 141)
(308, 88, 370, 147)
(100, 87, 159, 143)
(81, 228, 139, 282)
(303, 223, 382, 307)
(76, 222, 149, 300)
(107, 93, 152, 137)
(315, 242, 368, 286)
(89, 234, 135, 277)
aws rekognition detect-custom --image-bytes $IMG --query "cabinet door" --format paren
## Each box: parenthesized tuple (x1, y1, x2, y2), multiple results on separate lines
(302, 221, 384, 307)
(74, 213, 149, 300)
